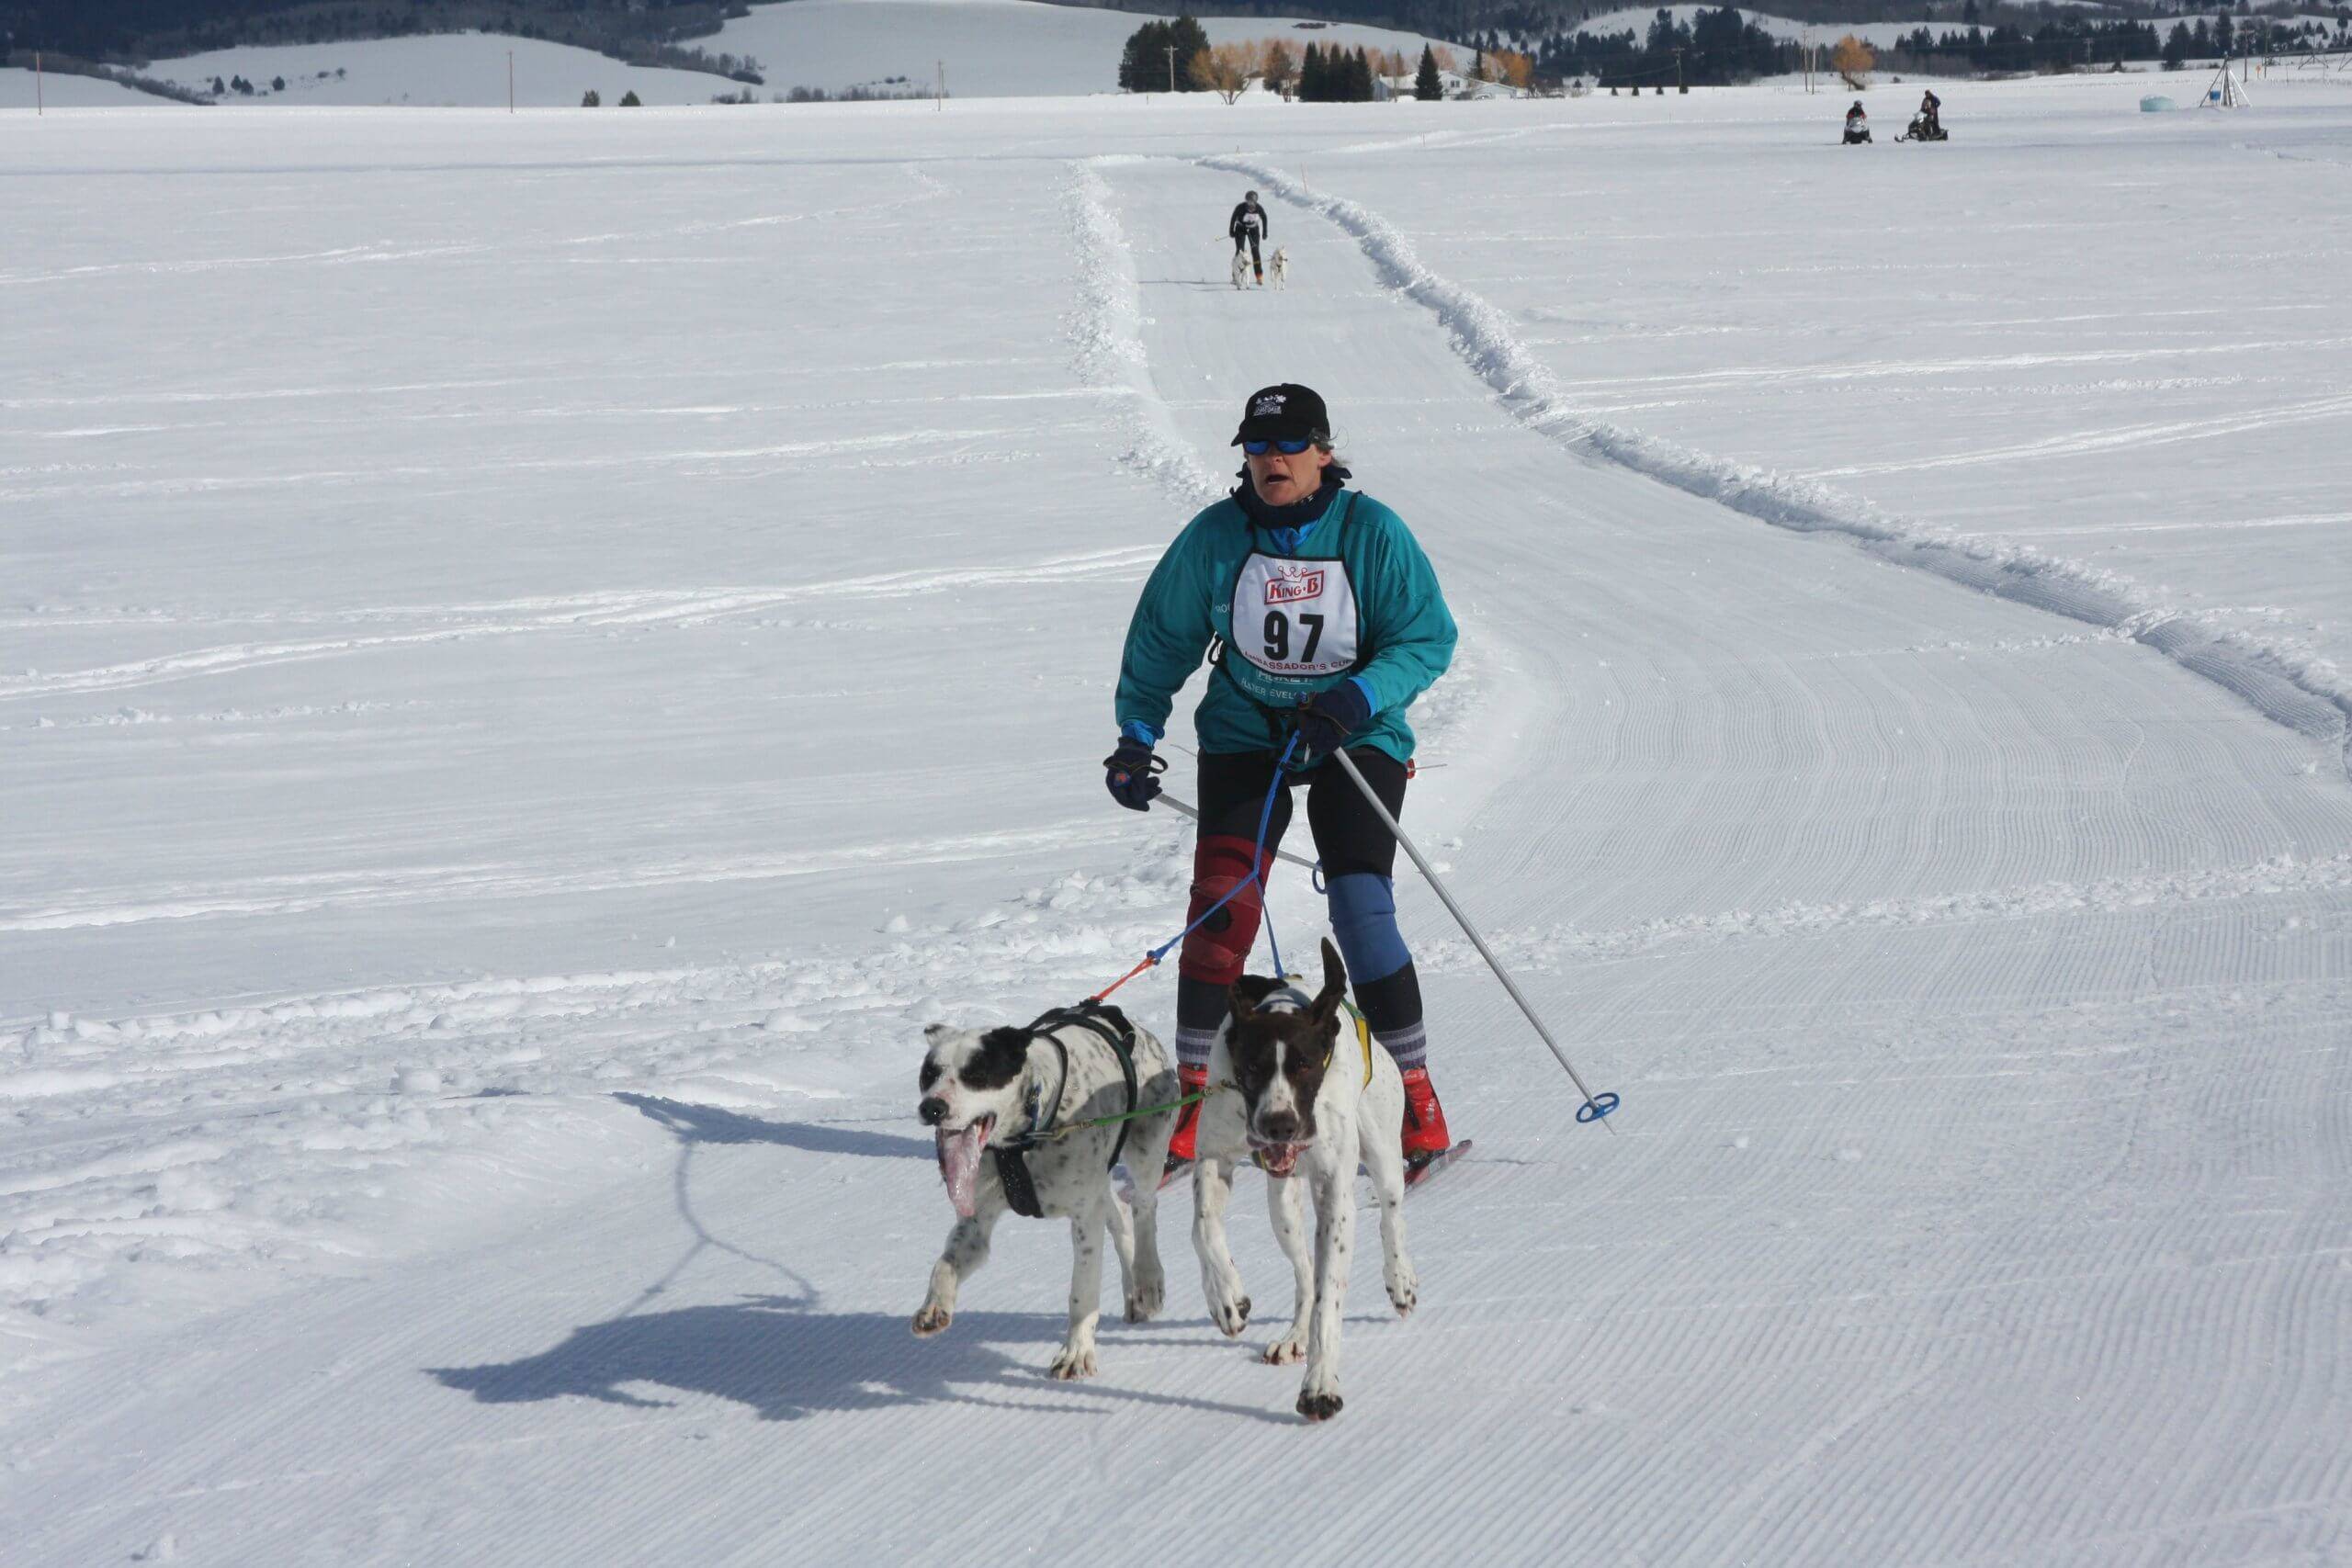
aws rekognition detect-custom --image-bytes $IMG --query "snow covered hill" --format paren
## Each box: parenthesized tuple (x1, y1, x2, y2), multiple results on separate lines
(135, 0, 1466, 107)
(0, 64, 164, 107)
(709, 0, 1463, 98)
(143, 32, 780, 108)
(6, 74, 2351, 1567)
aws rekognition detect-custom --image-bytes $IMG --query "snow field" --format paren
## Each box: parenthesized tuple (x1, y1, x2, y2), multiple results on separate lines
(4, 77, 2351, 1565)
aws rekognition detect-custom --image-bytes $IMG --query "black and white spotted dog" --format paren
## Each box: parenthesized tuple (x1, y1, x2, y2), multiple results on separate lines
(914, 1003, 1177, 1380)
(1193, 939, 1418, 1421)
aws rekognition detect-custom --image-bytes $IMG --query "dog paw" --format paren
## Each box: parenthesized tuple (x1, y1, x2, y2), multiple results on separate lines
(1261, 1336, 1306, 1366)
(1125, 1280, 1164, 1325)
(1296, 1389, 1344, 1423)
(1387, 1269, 1419, 1317)
(910, 1304, 952, 1338)
(1211, 1293, 1252, 1338)
(1047, 1345, 1098, 1381)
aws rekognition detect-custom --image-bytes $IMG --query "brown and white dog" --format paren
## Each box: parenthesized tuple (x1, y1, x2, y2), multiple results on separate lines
(914, 1007, 1176, 1380)
(1193, 939, 1417, 1421)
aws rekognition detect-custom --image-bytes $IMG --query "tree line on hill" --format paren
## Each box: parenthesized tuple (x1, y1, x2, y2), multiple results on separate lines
(1114, 2, 2350, 96)
(1118, 18, 1389, 100)
(1120, 17, 1538, 101)
(0, 0, 761, 82)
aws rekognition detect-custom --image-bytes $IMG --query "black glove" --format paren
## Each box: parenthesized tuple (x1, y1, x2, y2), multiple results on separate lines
(1102, 739, 1163, 811)
(1293, 682, 1372, 759)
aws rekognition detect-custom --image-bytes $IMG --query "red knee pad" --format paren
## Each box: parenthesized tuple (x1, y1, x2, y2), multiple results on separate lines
(1179, 834, 1270, 987)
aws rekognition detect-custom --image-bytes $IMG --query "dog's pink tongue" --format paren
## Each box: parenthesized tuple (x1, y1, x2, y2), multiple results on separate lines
(937, 1124, 987, 1219)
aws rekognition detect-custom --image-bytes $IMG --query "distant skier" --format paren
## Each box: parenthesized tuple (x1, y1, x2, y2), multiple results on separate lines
(1102, 383, 1460, 1177)
(1843, 100, 1871, 144)
(1228, 191, 1269, 286)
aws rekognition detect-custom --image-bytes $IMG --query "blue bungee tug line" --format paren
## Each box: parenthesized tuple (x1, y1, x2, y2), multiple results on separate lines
(1092, 733, 1620, 1134)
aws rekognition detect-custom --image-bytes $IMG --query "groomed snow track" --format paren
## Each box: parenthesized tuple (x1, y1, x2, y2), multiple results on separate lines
(6, 97, 2351, 1568)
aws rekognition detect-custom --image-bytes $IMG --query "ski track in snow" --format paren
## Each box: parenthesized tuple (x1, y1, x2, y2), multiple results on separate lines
(0, 548, 1159, 703)
(1204, 152, 2352, 781)
(0, 820, 1106, 934)
(1063, 158, 1226, 508)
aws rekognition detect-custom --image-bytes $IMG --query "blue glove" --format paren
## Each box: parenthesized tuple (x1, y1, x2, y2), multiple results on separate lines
(1102, 739, 1163, 811)
(1293, 680, 1373, 759)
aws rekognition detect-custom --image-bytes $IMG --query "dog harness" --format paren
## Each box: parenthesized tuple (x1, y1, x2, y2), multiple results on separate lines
(991, 1001, 1140, 1220)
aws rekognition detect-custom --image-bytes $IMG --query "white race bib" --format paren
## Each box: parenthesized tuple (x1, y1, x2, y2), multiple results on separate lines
(1230, 553, 1359, 680)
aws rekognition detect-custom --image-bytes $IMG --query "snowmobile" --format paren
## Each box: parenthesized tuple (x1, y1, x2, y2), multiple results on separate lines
(1842, 105, 1872, 145)
(1896, 115, 1949, 142)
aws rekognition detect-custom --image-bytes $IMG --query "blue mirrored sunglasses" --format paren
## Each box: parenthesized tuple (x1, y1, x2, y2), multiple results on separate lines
(1242, 438, 1315, 456)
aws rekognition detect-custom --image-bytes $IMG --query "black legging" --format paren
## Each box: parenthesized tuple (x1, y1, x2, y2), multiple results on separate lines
(1192, 748, 1404, 876)
(1173, 748, 1423, 1054)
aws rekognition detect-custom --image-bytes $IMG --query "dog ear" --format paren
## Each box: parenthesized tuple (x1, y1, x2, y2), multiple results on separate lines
(922, 1022, 954, 1045)
(1227, 982, 1258, 1025)
(1310, 938, 1348, 1029)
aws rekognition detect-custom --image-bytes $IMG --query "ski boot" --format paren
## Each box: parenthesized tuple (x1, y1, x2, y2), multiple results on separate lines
(1163, 1063, 1212, 1180)
(1400, 1066, 1452, 1172)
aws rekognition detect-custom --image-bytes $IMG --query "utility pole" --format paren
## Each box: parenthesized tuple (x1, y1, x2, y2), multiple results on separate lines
(1167, 43, 1178, 94)
(507, 50, 514, 113)
(34, 49, 41, 115)
(937, 59, 945, 109)
(1676, 45, 1687, 92)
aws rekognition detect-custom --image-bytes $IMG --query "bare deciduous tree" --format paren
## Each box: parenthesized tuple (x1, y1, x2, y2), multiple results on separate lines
(1833, 35, 1875, 88)
(1261, 39, 1297, 97)
(1191, 41, 1261, 104)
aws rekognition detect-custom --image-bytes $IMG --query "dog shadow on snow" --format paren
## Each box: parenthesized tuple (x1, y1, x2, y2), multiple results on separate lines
(613, 1092, 934, 1162)
(429, 1298, 1265, 1423)
(428, 1095, 1294, 1425)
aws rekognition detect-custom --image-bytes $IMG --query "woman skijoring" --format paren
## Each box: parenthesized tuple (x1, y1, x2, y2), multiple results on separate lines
(1103, 383, 1459, 1176)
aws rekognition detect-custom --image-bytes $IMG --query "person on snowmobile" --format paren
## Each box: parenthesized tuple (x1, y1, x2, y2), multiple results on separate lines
(1228, 191, 1269, 286)
(1843, 99, 1871, 144)
(1103, 382, 1459, 1176)
(1918, 87, 1942, 138)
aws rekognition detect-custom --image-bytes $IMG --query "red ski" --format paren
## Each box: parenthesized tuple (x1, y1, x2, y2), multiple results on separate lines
(1403, 1138, 1474, 1190)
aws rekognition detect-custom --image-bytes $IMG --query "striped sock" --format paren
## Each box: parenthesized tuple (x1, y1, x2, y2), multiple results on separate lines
(1373, 1020, 1428, 1074)
(1174, 1026, 1219, 1074)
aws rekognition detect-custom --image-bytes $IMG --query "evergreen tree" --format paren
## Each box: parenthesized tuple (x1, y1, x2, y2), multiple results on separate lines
(1118, 16, 1212, 92)
(1301, 41, 1323, 101)
(1119, 22, 1167, 91)
(582, 88, 601, 106)
(1415, 42, 1443, 99)
(618, 89, 640, 105)
(1351, 46, 1375, 100)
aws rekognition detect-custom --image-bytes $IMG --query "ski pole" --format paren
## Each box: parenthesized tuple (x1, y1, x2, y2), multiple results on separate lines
(1325, 747, 1619, 1132)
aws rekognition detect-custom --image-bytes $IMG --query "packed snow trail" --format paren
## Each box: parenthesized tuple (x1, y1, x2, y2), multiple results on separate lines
(7, 95, 2352, 1567)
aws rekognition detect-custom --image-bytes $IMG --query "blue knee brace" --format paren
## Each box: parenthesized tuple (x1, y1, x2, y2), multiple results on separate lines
(1327, 873, 1410, 985)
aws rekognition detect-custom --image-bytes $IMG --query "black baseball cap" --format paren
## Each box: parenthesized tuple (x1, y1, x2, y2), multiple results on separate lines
(1231, 383, 1329, 446)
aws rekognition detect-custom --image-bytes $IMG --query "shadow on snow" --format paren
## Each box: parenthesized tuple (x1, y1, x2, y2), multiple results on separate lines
(614, 1091, 933, 1160)
(427, 1093, 1295, 1425)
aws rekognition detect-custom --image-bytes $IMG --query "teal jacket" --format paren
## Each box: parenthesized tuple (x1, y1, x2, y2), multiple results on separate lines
(1115, 488, 1456, 762)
